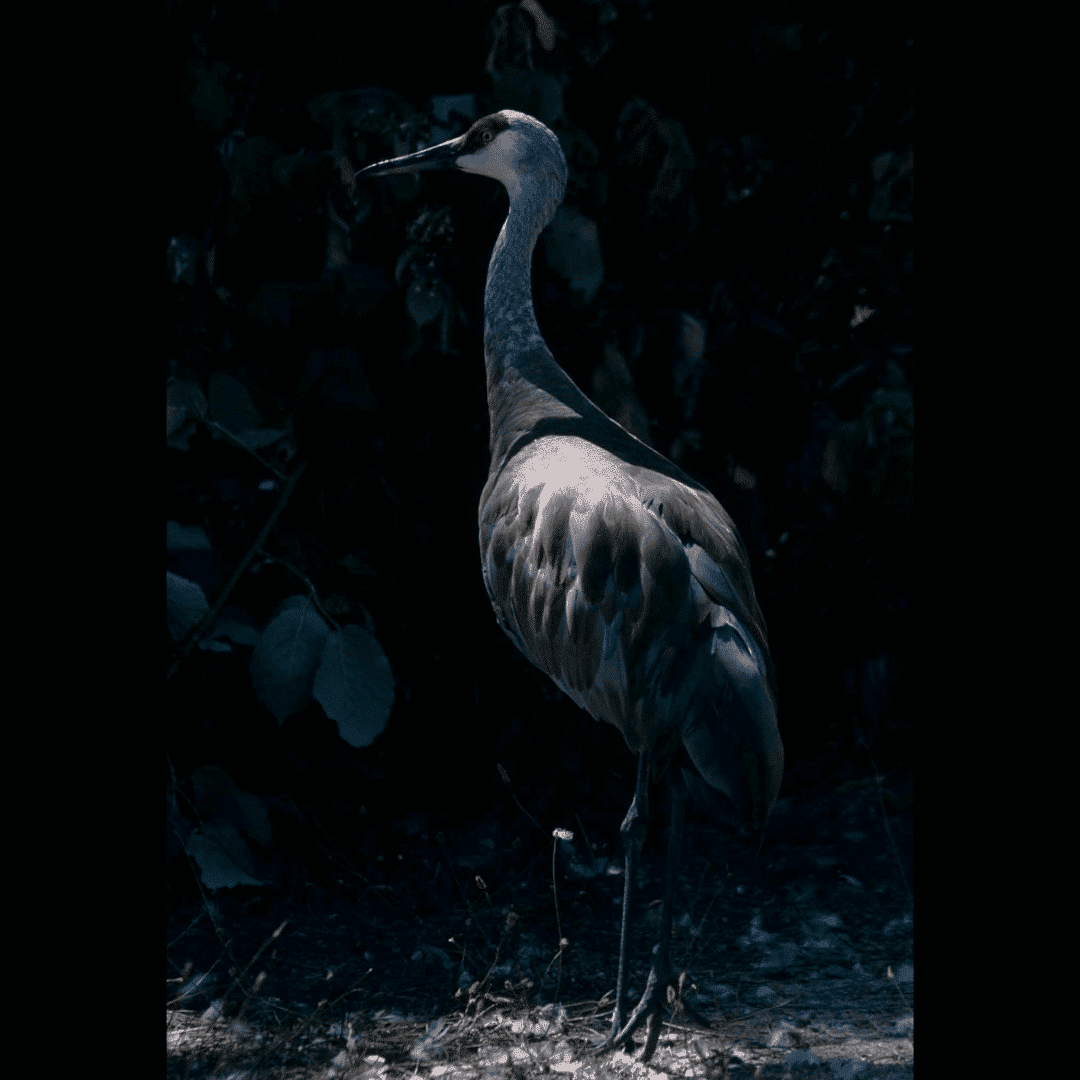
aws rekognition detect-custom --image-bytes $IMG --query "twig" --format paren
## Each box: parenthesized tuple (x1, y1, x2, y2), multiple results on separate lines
(475, 874, 496, 918)
(550, 829, 573, 1001)
(308, 812, 385, 901)
(255, 549, 341, 631)
(219, 920, 288, 1016)
(467, 912, 519, 1011)
(551, 831, 566, 953)
(168, 462, 306, 680)
(204, 418, 289, 481)
(856, 725, 913, 903)
(888, 966, 912, 1011)
(166, 754, 234, 960)
(574, 813, 596, 864)
(496, 764, 545, 834)
(166, 955, 227, 1008)
(442, 845, 494, 951)
(242, 984, 368, 1076)
(683, 869, 732, 968)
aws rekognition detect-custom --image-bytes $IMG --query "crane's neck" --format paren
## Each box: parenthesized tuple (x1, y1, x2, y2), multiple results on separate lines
(483, 196, 601, 476)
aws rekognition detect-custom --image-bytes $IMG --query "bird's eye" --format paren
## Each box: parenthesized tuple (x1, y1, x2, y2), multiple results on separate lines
(482, 131, 493, 145)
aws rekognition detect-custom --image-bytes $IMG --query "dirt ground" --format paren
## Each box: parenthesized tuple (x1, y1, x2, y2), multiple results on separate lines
(167, 763, 913, 1078)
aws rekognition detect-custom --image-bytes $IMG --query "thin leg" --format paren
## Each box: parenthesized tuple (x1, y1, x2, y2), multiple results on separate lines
(656, 778, 684, 983)
(609, 751, 649, 1043)
(611, 779, 707, 1063)
(639, 780, 684, 1061)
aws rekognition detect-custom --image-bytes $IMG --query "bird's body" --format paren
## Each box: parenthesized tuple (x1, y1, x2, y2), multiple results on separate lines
(481, 419, 781, 827)
(360, 109, 783, 1059)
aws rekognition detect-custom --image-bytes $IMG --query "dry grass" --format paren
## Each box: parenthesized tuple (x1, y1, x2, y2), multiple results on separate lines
(167, 916, 913, 1079)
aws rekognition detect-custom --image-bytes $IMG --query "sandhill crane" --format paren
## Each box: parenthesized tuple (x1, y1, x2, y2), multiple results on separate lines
(359, 110, 783, 1062)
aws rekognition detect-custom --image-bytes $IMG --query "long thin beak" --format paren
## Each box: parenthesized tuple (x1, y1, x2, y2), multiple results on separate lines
(356, 133, 467, 179)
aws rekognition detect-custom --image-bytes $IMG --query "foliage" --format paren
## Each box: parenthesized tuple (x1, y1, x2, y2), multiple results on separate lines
(167, 3, 912, 1073)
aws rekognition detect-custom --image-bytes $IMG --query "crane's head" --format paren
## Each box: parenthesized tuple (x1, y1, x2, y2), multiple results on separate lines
(357, 110, 567, 213)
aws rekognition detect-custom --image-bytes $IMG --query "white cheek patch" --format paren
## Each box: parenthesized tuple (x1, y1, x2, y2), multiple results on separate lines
(456, 131, 523, 201)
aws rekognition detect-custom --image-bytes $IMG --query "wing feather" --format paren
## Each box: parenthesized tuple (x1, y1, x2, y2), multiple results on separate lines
(480, 432, 782, 830)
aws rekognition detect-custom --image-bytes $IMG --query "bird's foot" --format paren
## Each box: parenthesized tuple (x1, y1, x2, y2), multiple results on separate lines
(605, 963, 708, 1063)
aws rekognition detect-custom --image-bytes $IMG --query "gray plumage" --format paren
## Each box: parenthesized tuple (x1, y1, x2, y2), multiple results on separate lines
(360, 110, 783, 1048)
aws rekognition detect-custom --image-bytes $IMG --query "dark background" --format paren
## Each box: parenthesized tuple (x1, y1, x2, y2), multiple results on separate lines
(166, 0, 912, 1024)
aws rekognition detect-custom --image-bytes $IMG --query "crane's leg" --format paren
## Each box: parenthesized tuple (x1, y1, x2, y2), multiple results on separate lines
(609, 750, 649, 1044)
(610, 778, 707, 1063)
